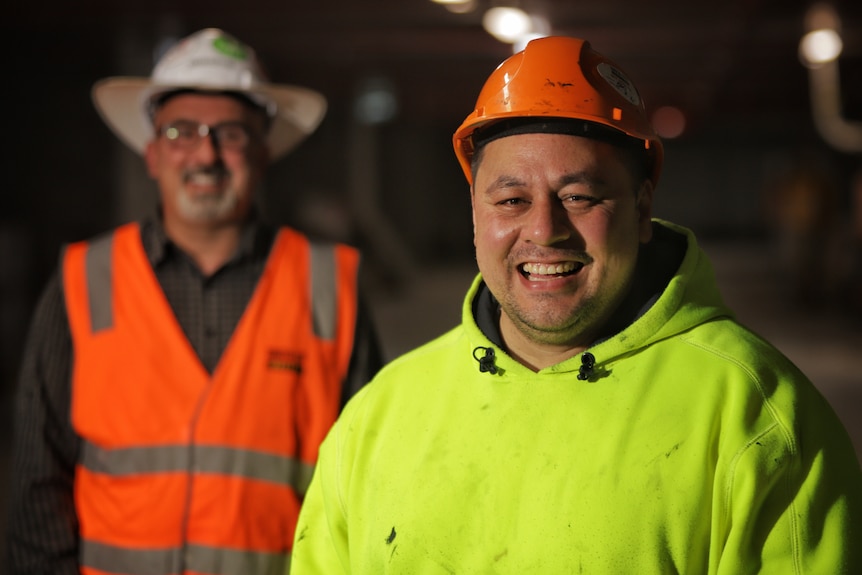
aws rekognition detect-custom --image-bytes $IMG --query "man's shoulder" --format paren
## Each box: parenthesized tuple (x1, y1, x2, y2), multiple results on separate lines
(63, 222, 137, 248)
(669, 317, 825, 422)
(678, 317, 793, 367)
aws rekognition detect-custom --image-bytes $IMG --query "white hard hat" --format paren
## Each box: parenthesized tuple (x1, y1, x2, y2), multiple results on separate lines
(92, 28, 327, 159)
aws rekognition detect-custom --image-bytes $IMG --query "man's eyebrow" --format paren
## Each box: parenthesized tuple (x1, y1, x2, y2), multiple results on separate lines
(557, 171, 601, 188)
(482, 175, 525, 194)
(480, 171, 604, 195)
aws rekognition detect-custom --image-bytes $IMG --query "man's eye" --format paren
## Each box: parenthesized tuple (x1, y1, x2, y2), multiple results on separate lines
(166, 124, 196, 139)
(219, 126, 246, 141)
(498, 197, 526, 206)
(563, 195, 597, 204)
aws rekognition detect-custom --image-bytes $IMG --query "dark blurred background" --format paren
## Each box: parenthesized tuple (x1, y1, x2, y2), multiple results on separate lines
(2, 0, 861, 560)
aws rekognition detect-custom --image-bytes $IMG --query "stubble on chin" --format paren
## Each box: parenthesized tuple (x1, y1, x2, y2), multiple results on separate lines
(498, 275, 616, 348)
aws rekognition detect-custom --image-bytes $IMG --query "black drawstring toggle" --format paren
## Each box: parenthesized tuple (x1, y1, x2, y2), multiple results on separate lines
(473, 346, 498, 374)
(577, 352, 595, 381)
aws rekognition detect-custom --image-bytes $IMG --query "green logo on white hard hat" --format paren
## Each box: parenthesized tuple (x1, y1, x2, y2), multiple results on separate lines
(212, 35, 247, 60)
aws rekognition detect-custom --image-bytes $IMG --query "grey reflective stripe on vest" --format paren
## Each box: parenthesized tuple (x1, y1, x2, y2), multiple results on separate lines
(309, 241, 338, 340)
(81, 440, 315, 494)
(85, 232, 115, 333)
(81, 539, 289, 575)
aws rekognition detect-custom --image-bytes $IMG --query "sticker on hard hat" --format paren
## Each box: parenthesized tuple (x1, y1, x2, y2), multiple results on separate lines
(213, 35, 248, 61)
(597, 63, 640, 106)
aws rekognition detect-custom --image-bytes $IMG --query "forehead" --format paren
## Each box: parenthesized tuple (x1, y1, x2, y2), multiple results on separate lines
(152, 93, 261, 124)
(478, 133, 623, 174)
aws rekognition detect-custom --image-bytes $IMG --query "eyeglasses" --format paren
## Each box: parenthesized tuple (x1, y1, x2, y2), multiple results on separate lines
(156, 120, 256, 151)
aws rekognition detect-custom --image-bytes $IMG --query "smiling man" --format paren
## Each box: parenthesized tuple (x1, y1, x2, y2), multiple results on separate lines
(7, 28, 383, 575)
(289, 36, 861, 574)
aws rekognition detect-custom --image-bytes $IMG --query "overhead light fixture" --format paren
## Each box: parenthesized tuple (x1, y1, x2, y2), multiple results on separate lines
(430, 0, 476, 13)
(446, 0, 477, 14)
(799, 29, 843, 67)
(799, 3, 861, 153)
(799, 2, 843, 68)
(482, 7, 533, 43)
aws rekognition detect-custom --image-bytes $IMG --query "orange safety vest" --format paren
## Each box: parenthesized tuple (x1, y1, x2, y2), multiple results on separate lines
(62, 222, 360, 575)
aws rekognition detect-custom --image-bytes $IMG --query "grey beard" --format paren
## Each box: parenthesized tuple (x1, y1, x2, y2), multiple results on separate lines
(176, 187, 240, 222)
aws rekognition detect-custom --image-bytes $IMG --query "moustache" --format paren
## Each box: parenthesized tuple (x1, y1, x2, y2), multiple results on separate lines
(182, 166, 231, 182)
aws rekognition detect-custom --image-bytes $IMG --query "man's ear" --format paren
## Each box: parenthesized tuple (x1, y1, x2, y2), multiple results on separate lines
(637, 179, 654, 243)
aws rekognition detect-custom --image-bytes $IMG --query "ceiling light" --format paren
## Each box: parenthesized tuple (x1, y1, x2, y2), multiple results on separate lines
(442, 0, 477, 14)
(799, 3, 844, 68)
(799, 29, 843, 67)
(430, 0, 476, 14)
(482, 7, 533, 43)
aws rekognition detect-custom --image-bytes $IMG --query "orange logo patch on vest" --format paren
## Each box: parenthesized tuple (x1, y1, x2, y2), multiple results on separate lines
(267, 349, 303, 373)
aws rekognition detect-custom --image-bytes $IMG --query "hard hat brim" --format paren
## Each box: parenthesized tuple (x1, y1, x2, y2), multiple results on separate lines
(92, 76, 327, 159)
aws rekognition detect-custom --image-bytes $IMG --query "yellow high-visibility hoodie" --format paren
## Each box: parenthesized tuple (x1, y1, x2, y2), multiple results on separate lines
(291, 221, 862, 574)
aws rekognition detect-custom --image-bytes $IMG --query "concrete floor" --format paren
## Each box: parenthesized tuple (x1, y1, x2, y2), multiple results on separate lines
(1, 237, 860, 564)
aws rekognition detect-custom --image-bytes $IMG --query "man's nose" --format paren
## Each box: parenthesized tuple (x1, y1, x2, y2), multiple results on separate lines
(191, 129, 223, 163)
(525, 199, 572, 245)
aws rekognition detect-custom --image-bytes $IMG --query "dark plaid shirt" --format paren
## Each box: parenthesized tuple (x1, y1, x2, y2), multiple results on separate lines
(6, 217, 383, 574)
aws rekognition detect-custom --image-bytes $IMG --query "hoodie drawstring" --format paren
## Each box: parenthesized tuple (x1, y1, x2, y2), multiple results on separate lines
(577, 352, 595, 381)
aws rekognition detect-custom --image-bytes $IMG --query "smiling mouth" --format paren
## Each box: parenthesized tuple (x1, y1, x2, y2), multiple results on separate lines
(185, 172, 226, 186)
(520, 261, 585, 280)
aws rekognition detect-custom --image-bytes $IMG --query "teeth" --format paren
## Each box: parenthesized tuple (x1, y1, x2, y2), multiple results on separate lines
(521, 262, 579, 276)
(187, 173, 221, 185)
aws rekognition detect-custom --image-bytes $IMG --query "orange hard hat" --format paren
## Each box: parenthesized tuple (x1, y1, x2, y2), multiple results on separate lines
(453, 36, 663, 186)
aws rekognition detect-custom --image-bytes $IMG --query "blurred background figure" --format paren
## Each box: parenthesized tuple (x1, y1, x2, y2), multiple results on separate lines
(5, 28, 382, 575)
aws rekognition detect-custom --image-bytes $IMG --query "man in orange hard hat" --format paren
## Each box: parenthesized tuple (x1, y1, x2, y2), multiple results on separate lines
(7, 28, 382, 575)
(290, 36, 861, 574)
